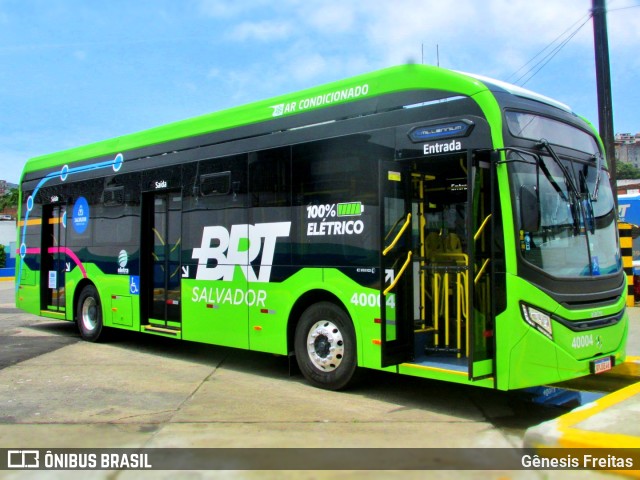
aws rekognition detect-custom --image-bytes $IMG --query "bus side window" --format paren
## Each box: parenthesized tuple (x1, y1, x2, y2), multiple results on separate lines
(249, 147, 292, 208)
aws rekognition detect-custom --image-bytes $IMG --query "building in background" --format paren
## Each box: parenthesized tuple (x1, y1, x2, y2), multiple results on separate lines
(615, 133, 640, 169)
(0, 180, 18, 195)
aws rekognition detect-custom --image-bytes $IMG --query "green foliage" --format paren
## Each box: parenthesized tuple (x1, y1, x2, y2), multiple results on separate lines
(616, 161, 640, 180)
(0, 245, 5, 268)
(0, 188, 19, 211)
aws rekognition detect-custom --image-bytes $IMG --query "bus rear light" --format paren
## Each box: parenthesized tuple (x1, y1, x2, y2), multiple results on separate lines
(521, 303, 553, 339)
(372, 339, 381, 345)
(374, 318, 381, 324)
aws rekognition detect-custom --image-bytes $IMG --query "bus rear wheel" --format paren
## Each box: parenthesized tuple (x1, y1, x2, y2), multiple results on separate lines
(294, 302, 357, 390)
(76, 285, 104, 342)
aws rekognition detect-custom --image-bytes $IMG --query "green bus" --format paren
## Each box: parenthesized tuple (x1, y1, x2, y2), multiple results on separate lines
(16, 64, 627, 391)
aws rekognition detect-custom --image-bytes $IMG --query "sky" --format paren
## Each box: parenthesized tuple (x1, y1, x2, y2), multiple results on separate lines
(1, 0, 639, 185)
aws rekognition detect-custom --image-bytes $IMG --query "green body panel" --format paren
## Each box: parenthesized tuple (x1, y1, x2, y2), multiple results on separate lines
(183, 275, 250, 349)
(15, 263, 142, 332)
(95, 274, 141, 331)
(467, 89, 504, 150)
(495, 275, 628, 390)
(322, 268, 395, 373)
(182, 267, 396, 372)
(15, 269, 39, 315)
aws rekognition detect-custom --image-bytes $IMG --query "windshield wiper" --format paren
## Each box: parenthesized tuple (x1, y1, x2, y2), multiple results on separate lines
(591, 152, 602, 201)
(496, 146, 572, 203)
(537, 140, 580, 200)
(537, 139, 582, 234)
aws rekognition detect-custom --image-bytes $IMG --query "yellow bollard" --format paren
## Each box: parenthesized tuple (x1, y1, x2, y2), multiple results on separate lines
(619, 223, 634, 307)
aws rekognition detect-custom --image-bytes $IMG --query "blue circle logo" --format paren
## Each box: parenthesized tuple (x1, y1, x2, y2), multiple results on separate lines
(113, 153, 124, 172)
(72, 197, 90, 234)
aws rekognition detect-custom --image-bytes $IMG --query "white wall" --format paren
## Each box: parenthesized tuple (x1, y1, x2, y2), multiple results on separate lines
(0, 221, 17, 247)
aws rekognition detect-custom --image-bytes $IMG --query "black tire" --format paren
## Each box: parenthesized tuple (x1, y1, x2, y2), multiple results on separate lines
(76, 285, 104, 342)
(294, 302, 357, 390)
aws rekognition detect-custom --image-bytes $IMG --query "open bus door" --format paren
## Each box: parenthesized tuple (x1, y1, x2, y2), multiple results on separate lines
(379, 160, 414, 367)
(383, 151, 497, 384)
(411, 150, 496, 383)
(141, 189, 183, 334)
(40, 202, 67, 314)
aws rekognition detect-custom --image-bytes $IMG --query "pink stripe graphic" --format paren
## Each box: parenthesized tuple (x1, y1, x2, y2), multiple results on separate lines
(47, 247, 88, 278)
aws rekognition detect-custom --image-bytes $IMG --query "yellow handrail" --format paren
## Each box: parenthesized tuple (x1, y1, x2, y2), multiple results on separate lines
(384, 251, 413, 296)
(383, 213, 412, 256)
(474, 258, 491, 285)
(473, 214, 492, 241)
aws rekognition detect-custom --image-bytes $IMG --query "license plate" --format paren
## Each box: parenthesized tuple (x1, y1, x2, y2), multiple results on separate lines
(591, 356, 612, 374)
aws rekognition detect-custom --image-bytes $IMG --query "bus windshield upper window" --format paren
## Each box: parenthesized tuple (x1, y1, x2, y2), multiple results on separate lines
(505, 111, 599, 155)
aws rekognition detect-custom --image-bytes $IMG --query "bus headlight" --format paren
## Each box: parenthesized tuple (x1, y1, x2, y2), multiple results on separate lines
(521, 303, 553, 339)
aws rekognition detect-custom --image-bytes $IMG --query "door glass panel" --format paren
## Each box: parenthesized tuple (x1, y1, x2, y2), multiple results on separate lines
(41, 204, 66, 312)
(380, 163, 413, 366)
(151, 196, 167, 319)
(166, 193, 182, 322)
(150, 192, 182, 323)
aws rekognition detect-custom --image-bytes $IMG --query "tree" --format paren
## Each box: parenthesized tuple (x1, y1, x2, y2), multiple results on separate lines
(0, 188, 18, 212)
(615, 162, 640, 180)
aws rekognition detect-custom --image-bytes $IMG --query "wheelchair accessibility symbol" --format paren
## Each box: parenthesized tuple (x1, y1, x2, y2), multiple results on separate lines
(130, 276, 140, 295)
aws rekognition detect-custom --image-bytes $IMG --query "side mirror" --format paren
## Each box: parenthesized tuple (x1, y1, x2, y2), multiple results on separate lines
(520, 185, 541, 232)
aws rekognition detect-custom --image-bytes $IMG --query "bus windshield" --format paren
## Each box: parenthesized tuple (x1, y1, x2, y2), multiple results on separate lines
(506, 115, 620, 278)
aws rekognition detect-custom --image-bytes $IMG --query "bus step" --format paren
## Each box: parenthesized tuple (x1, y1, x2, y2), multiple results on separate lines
(425, 346, 462, 356)
(143, 325, 181, 336)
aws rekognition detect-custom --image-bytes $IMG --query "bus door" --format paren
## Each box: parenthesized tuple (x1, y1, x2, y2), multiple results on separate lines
(41, 203, 67, 313)
(468, 151, 496, 382)
(143, 190, 183, 328)
(379, 161, 414, 367)
(408, 150, 496, 383)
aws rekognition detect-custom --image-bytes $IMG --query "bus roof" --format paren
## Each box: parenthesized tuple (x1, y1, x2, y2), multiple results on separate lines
(22, 64, 568, 177)
(457, 71, 574, 114)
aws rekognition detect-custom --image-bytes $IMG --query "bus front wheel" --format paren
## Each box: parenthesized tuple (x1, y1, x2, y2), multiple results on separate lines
(76, 285, 104, 342)
(294, 302, 357, 390)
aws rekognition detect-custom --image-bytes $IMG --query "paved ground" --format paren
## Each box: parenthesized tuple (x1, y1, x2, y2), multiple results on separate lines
(0, 280, 637, 479)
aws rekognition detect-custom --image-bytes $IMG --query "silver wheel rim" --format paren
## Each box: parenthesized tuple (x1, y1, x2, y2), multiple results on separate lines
(306, 320, 344, 372)
(81, 297, 98, 332)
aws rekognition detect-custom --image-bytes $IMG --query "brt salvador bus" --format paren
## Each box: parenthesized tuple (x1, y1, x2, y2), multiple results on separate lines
(16, 64, 627, 391)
